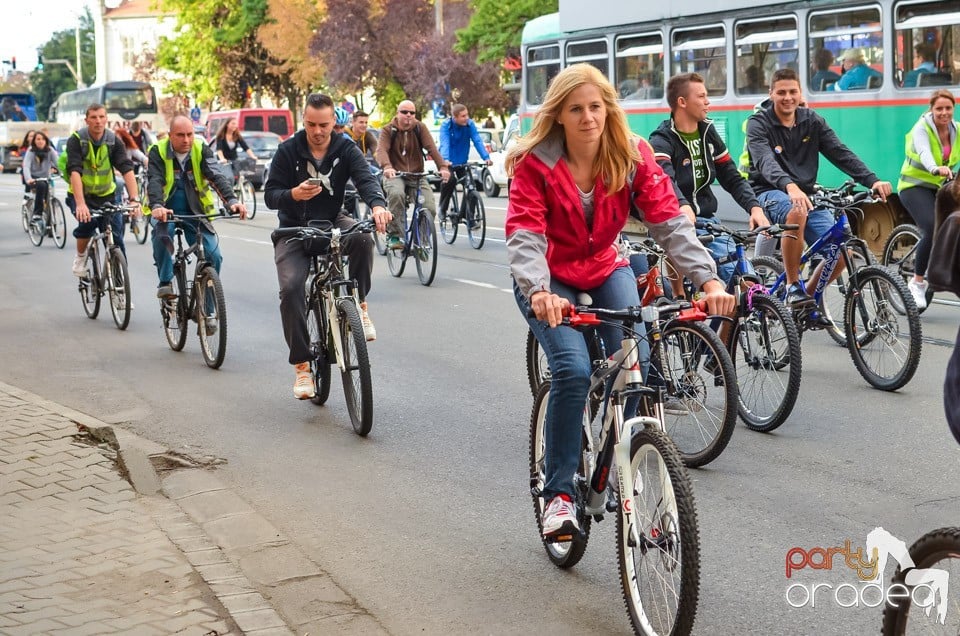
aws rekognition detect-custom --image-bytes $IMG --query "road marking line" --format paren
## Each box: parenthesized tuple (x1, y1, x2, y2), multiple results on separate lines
(220, 235, 272, 246)
(452, 278, 499, 289)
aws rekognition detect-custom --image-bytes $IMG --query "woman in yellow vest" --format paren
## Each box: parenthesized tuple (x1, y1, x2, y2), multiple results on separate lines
(897, 89, 960, 310)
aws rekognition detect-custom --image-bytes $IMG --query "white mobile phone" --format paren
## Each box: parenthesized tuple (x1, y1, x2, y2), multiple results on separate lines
(307, 177, 323, 186)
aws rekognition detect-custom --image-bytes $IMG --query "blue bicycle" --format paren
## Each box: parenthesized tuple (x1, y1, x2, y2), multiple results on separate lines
(386, 171, 438, 286)
(751, 182, 922, 391)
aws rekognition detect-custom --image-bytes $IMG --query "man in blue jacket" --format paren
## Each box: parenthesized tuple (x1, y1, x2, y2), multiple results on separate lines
(437, 104, 492, 221)
(650, 72, 769, 283)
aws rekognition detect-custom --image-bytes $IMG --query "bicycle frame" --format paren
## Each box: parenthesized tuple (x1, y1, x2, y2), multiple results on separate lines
(84, 210, 123, 292)
(169, 219, 216, 316)
(308, 228, 361, 373)
(399, 178, 427, 257)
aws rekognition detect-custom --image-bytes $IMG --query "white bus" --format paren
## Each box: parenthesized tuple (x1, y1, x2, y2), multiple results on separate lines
(52, 81, 164, 133)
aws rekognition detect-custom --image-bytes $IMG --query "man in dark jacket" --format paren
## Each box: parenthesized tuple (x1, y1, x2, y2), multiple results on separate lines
(264, 93, 390, 400)
(745, 67, 892, 306)
(650, 72, 768, 283)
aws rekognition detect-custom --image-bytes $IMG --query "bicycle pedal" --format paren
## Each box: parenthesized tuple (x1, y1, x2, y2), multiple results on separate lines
(544, 532, 578, 544)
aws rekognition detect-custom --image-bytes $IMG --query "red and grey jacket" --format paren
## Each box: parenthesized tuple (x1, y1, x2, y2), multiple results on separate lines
(506, 136, 717, 299)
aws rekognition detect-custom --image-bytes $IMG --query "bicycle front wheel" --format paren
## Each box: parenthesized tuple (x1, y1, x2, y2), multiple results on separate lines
(21, 199, 30, 233)
(465, 192, 486, 249)
(243, 180, 257, 219)
(197, 267, 228, 369)
(386, 210, 408, 277)
(337, 298, 373, 436)
(880, 526, 960, 636)
(732, 293, 802, 432)
(163, 266, 189, 351)
(656, 320, 737, 468)
(79, 245, 101, 320)
(439, 194, 458, 244)
(882, 224, 932, 314)
(107, 248, 131, 330)
(618, 427, 700, 636)
(528, 383, 591, 569)
(844, 265, 922, 391)
(131, 212, 149, 245)
(307, 296, 331, 405)
(51, 199, 67, 249)
(525, 329, 551, 397)
(415, 210, 438, 286)
(28, 210, 44, 246)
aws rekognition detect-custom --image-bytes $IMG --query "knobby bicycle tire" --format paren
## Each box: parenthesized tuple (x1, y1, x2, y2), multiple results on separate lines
(107, 248, 131, 331)
(880, 526, 960, 636)
(881, 224, 932, 315)
(337, 298, 373, 436)
(415, 210, 438, 286)
(308, 295, 332, 406)
(528, 382, 591, 569)
(526, 329, 551, 397)
(197, 267, 228, 369)
(844, 265, 922, 391)
(163, 265, 189, 351)
(79, 244, 101, 320)
(466, 192, 486, 250)
(440, 192, 459, 245)
(51, 199, 67, 249)
(618, 427, 700, 636)
(732, 293, 802, 432)
(655, 320, 737, 468)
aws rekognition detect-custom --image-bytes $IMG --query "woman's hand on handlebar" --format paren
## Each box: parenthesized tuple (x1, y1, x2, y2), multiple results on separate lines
(530, 291, 570, 328)
(700, 280, 736, 316)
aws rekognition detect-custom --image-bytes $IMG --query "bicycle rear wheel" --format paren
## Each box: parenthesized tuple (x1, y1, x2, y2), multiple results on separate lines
(307, 296, 331, 405)
(163, 265, 189, 351)
(243, 179, 257, 219)
(131, 211, 149, 245)
(197, 267, 228, 369)
(415, 210, 438, 286)
(882, 224, 932, 314)
(844, 265, 922, 391)
(732, 293, 802, 432)
(466, 192, 486, 249)
(880, 526, 960, 636)
(362, 202, 387, 255)
(655, 320, 737, 468)
(528, 382, 591, 569)
(337, 298, 373, 436)
(439, 193, 458, 244)
(526, 329, 551, 397)
(106, 248, 131, 330)
(51, 199, 67, 249)
(78, 245, 101, 320)
(618, 427, 699, 636)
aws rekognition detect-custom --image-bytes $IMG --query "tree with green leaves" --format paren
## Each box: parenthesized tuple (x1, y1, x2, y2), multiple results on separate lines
(30, 8, 96, 121)
(456, 0, 558, 64)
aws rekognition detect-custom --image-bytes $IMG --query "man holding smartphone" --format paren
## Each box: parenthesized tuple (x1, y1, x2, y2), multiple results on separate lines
(265, 93, 391, 400)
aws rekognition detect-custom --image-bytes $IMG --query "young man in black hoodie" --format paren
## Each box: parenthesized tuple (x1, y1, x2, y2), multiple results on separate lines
(650, 72, 768, 283)
(264, 93, 391, 400)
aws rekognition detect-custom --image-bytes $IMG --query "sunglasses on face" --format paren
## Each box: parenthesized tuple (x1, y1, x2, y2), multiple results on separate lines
(399, 110, 415, 115)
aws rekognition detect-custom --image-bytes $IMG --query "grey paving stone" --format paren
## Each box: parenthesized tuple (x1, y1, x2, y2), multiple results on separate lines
(177, 489, 255, 524)
(203, 511, 288, 551)
(161, 468, 228, 500)
(231, 608, 288, 632)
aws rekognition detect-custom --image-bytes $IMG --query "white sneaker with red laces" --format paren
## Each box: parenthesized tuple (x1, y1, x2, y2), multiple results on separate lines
(293, 362, 315, 400)
(541, 494, 580, 538)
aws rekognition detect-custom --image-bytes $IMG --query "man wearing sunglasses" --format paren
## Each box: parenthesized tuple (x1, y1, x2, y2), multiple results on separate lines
(376, 100, 450, 250)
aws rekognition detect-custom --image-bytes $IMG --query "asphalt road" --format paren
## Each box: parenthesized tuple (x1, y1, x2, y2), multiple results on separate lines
(1, 172, 958, 635)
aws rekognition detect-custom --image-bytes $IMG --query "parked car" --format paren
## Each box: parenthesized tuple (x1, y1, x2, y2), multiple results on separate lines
(423, 125, 497, 192)
(238, 131, 282, 190)
(479, 114, 518, 198)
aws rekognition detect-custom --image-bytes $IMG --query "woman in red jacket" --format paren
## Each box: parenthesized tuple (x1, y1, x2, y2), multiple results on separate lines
(505, 63, 734, 539)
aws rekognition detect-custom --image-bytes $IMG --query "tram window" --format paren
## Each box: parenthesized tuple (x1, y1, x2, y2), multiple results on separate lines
(809, 7, 884, 91)
(734, 17, 799, 96)
(616, 33, 665, 101)
(526, 45, 561, 106)
(566, 39, 609, 77)
(672, 25, 727, 96)
(894, 0, 960, 89)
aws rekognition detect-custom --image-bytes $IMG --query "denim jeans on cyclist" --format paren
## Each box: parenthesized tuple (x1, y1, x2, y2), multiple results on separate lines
(151, 215, 222, 285)
(66, 192, 126, 258)
(383, 176, 436, 237)
(697, 218, 737, 284)
(275, 212, 375, 365)
(753, 189, 840, 259)
(515, 265, 648, 501)
(438, 165, 469, 217)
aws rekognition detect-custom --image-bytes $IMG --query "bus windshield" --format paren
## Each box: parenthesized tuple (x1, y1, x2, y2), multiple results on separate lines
(103, 85, 156, 112)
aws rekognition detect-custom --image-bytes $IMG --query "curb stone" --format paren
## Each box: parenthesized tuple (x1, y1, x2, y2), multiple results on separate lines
(1, 381, 387, 635)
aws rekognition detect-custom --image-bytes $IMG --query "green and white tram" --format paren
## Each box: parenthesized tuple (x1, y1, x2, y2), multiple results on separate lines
(520, 0, 960, 252)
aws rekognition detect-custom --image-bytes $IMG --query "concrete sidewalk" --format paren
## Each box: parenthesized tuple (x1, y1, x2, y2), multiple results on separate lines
(0, 381, 386, 635)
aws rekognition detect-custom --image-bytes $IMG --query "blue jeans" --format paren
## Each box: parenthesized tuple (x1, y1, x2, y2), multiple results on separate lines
(151, 216, 222, 286)
(515, 265, 647, 500)
(698, 218, 737, 284)
(754, 190, 837, 258)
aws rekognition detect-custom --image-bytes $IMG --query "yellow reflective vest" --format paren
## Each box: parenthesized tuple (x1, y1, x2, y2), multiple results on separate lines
(898, 116, 960, 191)
(67, 129, 117, 198)
(154, 138, 217, 219)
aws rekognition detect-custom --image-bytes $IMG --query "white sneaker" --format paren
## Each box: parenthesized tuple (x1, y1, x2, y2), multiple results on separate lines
(541, 494, 580, 538)
(72, 254, 87, 277)
(293, 362, 315, 400)
(359, 302, 377, 342)
(907, 279, 929, 310)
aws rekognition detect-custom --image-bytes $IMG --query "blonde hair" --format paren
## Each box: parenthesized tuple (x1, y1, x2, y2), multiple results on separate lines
(506, 63, 640, 196)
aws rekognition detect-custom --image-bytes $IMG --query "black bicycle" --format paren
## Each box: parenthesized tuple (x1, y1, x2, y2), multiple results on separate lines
(77, 202, 134, 330)
(159, 214, 229, 369)
(274, 219, 376, 436)
(881, 223, 936, 314)
(22, 177, 67, 249)
(129, 168, 150, 245)
(438, 163, 486, 249)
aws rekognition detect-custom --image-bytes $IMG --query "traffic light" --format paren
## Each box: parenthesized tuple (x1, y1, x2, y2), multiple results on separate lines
(36, 54, 43, 71)
(10, 56, 15, 70)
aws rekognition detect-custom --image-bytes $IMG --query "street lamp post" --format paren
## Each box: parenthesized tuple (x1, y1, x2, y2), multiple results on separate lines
(44, 58, 85, 89)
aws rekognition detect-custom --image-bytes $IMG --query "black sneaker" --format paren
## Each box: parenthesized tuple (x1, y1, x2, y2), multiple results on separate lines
(785, 283, 815, 308)
(807, 311, 834, 330)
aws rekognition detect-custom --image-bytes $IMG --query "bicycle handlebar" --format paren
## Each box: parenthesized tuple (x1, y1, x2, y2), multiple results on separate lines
(88, 201, 137, 218)
(695, 220, 800, 242)
(394, 171, 432, 179)
(274, 218, 375, 243)
(810, 181, 879, 209)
